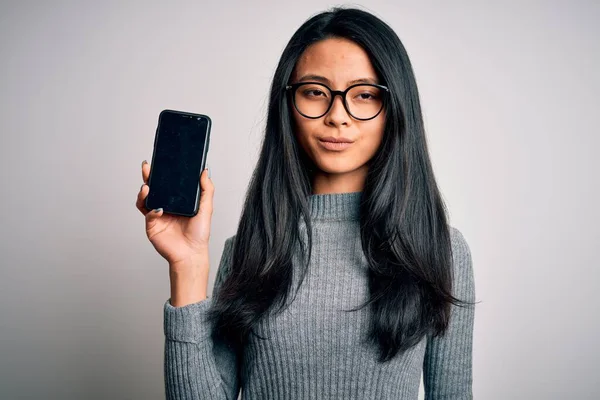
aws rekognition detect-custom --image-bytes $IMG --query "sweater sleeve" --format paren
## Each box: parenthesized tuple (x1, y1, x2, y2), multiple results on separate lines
(423, 227, 476, 400)
(163, 236, 240, 400)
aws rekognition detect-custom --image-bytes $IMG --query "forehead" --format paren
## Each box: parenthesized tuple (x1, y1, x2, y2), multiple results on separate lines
(292, 37, 378, 86)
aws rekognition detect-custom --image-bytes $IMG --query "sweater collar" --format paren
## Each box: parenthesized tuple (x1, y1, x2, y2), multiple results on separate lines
(307, 191, 362, 221)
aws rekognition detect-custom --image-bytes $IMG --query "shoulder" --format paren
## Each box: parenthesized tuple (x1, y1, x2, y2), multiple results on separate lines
(212, 234, 238, 291)
(448, 226, 475, 299)
(449, 226, 472, 263)
(220, 234, 237, 261)
(224, 234, 236, 248)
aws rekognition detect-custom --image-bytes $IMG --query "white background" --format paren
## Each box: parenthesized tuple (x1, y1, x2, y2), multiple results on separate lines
(1, 1, 598, 399)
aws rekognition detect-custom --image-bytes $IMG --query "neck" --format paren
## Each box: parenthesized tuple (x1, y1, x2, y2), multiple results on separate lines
(310, 164, 368, 195)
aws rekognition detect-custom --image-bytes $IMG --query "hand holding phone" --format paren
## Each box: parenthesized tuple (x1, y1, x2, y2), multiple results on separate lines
(135, 110, 215, 301)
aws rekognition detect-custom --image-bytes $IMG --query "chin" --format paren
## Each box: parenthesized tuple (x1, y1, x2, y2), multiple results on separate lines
(313, 159, 359, 175)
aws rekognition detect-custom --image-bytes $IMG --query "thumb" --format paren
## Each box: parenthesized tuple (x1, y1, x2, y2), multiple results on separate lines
(199, 165, 214, 212)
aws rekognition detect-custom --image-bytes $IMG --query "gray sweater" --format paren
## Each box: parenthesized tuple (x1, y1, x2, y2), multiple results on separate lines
(163, 191, 476, 399)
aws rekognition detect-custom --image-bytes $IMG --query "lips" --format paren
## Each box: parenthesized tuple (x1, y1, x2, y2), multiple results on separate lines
(318, 137, 354, 151)
(319, 136, 354, 143)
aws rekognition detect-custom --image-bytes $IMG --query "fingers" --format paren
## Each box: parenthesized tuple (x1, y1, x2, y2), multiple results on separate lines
(138, 178, 164, 229)
(136, 183, 150, 215)
(145, 207, 163, 230)
(142, 160, 150, 184)
(136, 160, 151, 215)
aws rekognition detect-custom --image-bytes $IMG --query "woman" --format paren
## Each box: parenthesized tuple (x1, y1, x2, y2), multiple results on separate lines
(136, 6, 476, 400)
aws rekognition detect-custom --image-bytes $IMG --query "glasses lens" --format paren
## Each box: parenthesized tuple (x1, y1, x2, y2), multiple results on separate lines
(294, 83, 331, 118)
(346, 85, 385, 120)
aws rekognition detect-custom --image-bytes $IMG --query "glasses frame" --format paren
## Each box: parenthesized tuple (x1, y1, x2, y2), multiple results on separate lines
(285, 81, 389, 121)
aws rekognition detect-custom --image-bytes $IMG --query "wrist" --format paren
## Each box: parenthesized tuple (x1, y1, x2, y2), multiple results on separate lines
(169, 255, 209, 307)
(169, 250, 209, 271)
(169, 272, 208, 306)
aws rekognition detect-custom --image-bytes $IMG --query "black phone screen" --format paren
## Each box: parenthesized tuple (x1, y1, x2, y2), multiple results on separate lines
(145, 110, 210, 217)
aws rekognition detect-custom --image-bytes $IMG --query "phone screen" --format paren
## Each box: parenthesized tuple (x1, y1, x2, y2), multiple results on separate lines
(146, 110, 210, 216)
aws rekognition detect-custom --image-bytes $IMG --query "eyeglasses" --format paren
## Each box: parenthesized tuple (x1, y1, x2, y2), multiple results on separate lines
(285, 82, 389, 121)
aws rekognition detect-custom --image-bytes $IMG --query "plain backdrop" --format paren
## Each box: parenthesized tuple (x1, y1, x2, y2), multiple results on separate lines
(1, 1, 598, 399)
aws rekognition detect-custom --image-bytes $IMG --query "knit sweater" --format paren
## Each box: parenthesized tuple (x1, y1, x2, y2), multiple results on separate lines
(163, 191, 476, 399)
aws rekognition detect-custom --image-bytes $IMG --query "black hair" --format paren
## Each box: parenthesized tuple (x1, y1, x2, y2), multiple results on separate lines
(207, 6, 476, 363)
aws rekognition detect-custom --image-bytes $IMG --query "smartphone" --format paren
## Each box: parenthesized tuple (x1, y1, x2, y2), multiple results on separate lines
(145, 109, 211, 217)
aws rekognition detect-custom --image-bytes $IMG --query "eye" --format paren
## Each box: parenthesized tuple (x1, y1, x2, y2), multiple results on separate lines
(354, 93, 373, 101)
(353, 91, 381, 102)
(303, 89, 327, 98)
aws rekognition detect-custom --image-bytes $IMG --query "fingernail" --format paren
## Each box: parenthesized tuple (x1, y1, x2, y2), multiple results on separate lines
(206, 164, 211, 178)
(142, 160, 148, 166)
(140, 184, 145, 191)
(154, 208, 162, 213)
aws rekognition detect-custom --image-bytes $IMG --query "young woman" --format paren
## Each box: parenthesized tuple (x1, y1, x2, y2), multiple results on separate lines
(136, 6, 476, 400)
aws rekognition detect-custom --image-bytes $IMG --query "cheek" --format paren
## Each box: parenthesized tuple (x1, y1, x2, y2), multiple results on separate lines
(292, 113, 316, 149)
(359, 122, 385, 154)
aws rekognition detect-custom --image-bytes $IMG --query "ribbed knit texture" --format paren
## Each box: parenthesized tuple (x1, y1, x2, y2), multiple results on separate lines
(163, 191, 476, 399)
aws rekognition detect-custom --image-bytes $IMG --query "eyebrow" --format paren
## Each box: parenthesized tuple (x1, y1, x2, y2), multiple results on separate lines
(296, 74, 379, 86)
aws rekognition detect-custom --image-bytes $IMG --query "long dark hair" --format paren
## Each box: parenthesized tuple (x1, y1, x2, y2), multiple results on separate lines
(208, 6, 474, 363)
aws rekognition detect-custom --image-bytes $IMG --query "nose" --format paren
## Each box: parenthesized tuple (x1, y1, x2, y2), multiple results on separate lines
(325, 93, 350, 126)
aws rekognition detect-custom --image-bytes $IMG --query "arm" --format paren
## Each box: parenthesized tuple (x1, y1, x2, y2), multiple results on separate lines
(163, 236, 240, 400)
(423, 227, 476, 400)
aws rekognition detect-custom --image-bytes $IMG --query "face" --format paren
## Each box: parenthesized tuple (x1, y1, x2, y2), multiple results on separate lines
(289, 37, 386, 193)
